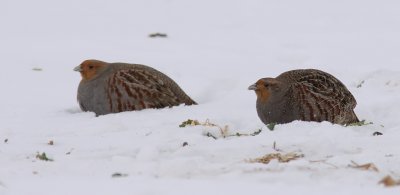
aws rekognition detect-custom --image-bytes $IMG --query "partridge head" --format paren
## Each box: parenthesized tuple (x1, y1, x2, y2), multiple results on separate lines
(73, 59, 107, 81)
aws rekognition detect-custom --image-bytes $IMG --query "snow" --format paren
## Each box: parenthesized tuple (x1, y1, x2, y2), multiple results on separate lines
(1, 0, 400, 194)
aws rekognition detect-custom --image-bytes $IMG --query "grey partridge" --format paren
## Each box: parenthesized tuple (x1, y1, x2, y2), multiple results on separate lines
(248, 69, 359, 125)
(74, 59, 197, 116)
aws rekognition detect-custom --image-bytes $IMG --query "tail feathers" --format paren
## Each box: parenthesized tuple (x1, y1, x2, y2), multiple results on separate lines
(352, 110, 360, 123)
(184, 98, 197, 105)
(343, 110, 360, 126)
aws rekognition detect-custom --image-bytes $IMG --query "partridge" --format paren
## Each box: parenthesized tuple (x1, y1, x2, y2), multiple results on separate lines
(74, 60, 197, 116)
(248, 69, 359, 125)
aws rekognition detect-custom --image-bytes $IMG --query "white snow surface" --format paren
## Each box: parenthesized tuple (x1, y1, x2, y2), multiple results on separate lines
(1, 0, 400, 194)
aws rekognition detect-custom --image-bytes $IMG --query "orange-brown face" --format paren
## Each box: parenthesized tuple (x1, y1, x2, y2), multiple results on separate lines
(74, 59, 107, 81)
(248, 78, 280, 102)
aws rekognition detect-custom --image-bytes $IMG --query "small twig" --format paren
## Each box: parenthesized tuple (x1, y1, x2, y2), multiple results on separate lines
(36, 152, 53, 161)
(66, 148, 74, 155)
(309, 159, 339, 169)
(272, 141, 281, 152)
(250, 129, 262, 136)
(148, 33, 167, 38)
(112, 173, 129, 178)
(346, 120, 373, 127)
(349, 160, 379, 172)
(205, 132, 217, 140)
(249, 152, 304, 164)
(356, 80, 365, 88)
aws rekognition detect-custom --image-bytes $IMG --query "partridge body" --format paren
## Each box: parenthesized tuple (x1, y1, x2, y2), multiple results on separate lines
(74, 60, 196, 116)
(248, 69, 359, 125)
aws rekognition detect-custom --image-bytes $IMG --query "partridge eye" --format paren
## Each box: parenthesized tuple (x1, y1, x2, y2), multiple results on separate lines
(264, 83, 270, 87)
(88, 65, 94, 69)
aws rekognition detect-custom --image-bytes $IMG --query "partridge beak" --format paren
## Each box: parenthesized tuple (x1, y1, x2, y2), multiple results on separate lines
(73, 65, 82, 72)
(248, 83, 257, 90)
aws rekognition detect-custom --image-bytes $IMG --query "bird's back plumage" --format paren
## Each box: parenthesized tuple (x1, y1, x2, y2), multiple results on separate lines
(76, 60, 196, 116)
(278, 69, 358, 124)
(250, 69, 359, 125)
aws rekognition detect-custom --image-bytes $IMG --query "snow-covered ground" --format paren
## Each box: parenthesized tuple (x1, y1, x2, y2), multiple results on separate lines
(1, 0, 400, 194)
